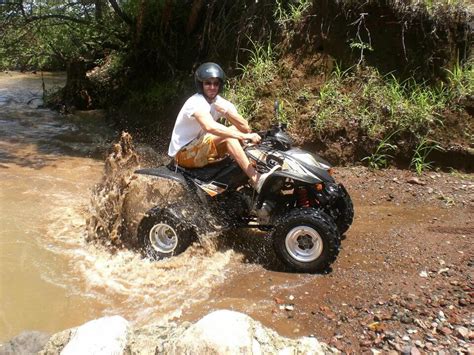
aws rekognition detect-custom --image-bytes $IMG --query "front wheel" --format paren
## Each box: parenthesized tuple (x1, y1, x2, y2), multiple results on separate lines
(333, 190, 354, 235)
(272, 209, 340, 273)
(138, 207, 196, 260)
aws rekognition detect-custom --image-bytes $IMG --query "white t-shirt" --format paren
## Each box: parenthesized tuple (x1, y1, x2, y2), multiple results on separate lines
(168, 93, 237, 157)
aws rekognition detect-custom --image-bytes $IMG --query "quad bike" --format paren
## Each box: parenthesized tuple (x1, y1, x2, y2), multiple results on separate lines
(135, 106, 354, 273)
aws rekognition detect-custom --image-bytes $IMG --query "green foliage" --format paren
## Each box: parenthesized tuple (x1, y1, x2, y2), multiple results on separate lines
(128, 80, 181, 114)
(227, 39, 278, 120)
(410, 138, 444, 175)
(274, 0, 312, 27)
(240, 38, 277, 86)
(312, 79, 352, 133)
(362, 131, 398, 169)
(443, 59, 474, 102)
(306, 64, 471, 169)
(0, 0, 127, 70)
(274, 100, 292, 125)
(312, 67, 447, 137)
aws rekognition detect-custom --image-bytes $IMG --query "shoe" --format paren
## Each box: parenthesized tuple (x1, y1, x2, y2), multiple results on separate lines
(255, 165, 281, 193)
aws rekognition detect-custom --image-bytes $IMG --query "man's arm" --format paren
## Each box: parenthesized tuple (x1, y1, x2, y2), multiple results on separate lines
(193, 110, 259, 143)
(213, 102, 250, 133)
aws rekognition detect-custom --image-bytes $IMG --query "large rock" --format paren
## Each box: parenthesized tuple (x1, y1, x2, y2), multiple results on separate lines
(168, 310, 337, 354)
(60, 316, 129, 355)
(39, 311, 337, 354)
(0, 331, 50, 355)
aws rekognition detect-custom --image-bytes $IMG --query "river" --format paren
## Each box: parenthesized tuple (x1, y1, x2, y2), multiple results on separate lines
(0, 72, 236, 342)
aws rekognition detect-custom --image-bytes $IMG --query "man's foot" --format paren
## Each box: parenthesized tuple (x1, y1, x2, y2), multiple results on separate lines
(255, 165, 281, 193)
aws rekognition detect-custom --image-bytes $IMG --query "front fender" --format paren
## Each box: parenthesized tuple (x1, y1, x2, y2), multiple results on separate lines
(259, 171, 321, 196)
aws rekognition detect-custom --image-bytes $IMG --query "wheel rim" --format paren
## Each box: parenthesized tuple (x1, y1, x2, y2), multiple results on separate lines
(285, 226, 323, 262)
(149, 223, 178, 254)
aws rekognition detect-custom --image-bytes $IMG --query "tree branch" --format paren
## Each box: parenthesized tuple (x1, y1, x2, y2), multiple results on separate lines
(108, 0, 133, 26)
(26, 14, 91, 25)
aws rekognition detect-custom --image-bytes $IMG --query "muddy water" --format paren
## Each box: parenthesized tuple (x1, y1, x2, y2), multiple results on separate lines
(0, 73, 235, 342)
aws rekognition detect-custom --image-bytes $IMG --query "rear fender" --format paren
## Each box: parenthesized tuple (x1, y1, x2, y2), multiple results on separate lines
(135, 166, 187, 186)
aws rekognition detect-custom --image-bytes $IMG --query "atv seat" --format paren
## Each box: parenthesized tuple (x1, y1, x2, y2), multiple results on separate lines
(168, 156, 234, 182)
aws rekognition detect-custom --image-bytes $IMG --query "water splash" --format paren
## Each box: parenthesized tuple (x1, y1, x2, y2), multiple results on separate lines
(56, 132, 239, 323)
(86, 131, 140, 247)
(85, 132, 223, 255)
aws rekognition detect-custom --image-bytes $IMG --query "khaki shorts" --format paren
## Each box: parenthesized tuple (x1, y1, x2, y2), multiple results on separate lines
(175, 134, 223, 168)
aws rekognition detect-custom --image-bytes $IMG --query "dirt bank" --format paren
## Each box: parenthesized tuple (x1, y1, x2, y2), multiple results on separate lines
(180, 166, 473, 353)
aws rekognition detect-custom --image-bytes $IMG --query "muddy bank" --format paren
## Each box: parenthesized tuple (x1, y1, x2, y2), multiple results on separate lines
(306, 1, 473, 81)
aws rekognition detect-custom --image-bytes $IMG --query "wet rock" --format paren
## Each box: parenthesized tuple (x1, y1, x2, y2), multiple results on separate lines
(0, 331, 50, 355)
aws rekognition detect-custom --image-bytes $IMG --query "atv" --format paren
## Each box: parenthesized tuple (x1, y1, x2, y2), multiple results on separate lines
(135, 109, 353, 273)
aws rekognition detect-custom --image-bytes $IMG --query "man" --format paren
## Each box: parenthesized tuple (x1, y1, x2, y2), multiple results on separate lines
(168, 62, 278, 192)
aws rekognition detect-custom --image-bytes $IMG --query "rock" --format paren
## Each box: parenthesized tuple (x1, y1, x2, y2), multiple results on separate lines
(456, 326, 469, 339)
(0, 331, 50, 354)
(407, 177, 426, 186)
(61, 316, 129, 355)
(168, 310, 337, 354)
(440, 327, 453, 335)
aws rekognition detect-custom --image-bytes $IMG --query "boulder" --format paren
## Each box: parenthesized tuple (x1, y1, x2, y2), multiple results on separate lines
(167, 310, 337, 354)
(39, 310, 337, 354)
(0, 331, 50, 355)
(60, 316, 129, 355)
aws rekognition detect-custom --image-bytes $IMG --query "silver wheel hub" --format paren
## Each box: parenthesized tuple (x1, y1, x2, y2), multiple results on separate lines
(285, 226, 323, 262)
(149, 223, 178, 254)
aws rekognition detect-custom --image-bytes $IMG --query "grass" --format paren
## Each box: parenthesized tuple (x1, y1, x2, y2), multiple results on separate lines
(226, 39, 278, 121)
(362, 131, 399, 169)
(443, 59, 474, 103)
(410, 138, 444, 175)
(274, 0, 312, 28)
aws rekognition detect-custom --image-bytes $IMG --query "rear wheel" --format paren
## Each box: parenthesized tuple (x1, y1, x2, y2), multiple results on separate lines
(273, 209, 340, 273)
(138, 208, 196, 260)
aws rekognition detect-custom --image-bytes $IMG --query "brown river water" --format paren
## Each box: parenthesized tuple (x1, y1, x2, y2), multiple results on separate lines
(0, 72, 237, 342)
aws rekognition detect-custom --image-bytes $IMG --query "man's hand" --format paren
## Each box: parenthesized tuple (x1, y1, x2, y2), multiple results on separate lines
(242, 132, 261, 144)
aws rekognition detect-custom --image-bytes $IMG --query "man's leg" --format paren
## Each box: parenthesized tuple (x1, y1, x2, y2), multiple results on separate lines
(212, 134, 259, 186)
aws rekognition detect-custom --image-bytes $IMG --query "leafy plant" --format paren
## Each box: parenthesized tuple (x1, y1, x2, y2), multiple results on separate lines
(227, 38, 278, 120)
(443, 59, 474, 102)
(410, 138, 444, 175)
(240, 38, 277, 86)
(274, 0, 312, 28)
(362, 131, 399, 169)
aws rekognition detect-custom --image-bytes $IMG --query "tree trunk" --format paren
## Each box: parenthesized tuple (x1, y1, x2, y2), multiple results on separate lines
(63, 59, 92, 110)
